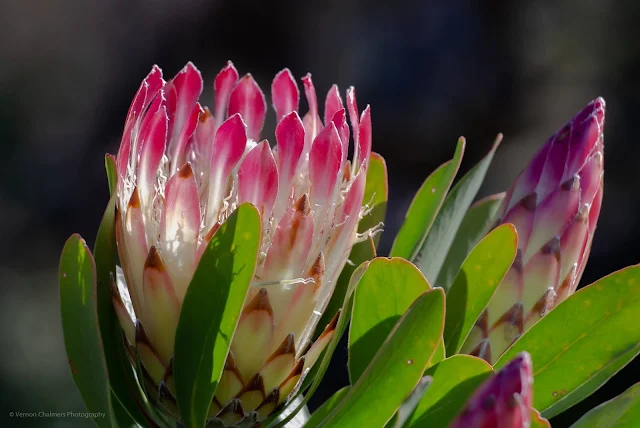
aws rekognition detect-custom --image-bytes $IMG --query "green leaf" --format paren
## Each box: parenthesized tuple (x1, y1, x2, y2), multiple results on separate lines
(413, 135, 502, 285)
(348, 257, 431, 383)
(405, 354, 493, 428)
(495, 265, 640, 418)
(444, 223, 518, 356)
(390, 138, 465, 259)
(174, 203, 262, 428)
(544, 342, 640, 418)
(391, 376, 432, 428)
(571, 382, 640, 427)
(436, 192, 505, 290)
(59, 234, 114, 428)
(269, 262, 371, 428)
(95, 155, 152, 427)
(531, 409, 551, 428)
(317, 152, 388, 337)
(106, 154, 118, 195)
(305, 387, 351, 428)
(321, 288, 446, 427)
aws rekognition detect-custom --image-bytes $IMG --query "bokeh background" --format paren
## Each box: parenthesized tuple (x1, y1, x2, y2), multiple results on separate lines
(1, 0, 639, 426)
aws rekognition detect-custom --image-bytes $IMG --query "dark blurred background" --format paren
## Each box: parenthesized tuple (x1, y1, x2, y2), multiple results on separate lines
(1, 0, 639, 426)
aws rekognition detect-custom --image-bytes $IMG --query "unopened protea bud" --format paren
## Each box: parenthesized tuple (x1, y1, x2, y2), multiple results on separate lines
(462, 98, 605, 363)
(111, 61, 373, 424)
(450, 352, 533, 428)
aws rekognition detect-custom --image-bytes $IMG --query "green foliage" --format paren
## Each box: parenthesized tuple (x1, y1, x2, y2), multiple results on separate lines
(348, 257, 431, 383)
(173, 203, 261, 428)
(443, 223, 517, 355)
(405, 355, 493, 428)
(436, 192, 505, 290)
(390, 138, 464, 260)
(321, 289, 445, 427)
(571, 382, 640, 427)
(496, 265, 640, 418)
(59, 235, 115, 428)
(411, 136, 501, 285)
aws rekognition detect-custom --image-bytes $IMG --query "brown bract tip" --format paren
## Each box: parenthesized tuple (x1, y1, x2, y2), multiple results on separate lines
(144, 246, 165, 272)
(512, 249, 524, 273)
(219, 398, 245, 417)
(520, 192, 537, 212)
(178, 162, 194, 179)
(243, 288, 273, 316)
(287, 357, 305, 380)
(199, 106, 212, 123)
(561, 175, 580, 192)
(295, 194, 311, 215)
(238, 373, 265, 395)
(267, 334, 296, 363)
(317, 309, 340, 340)
(128, 187, 141, 208)
(224, 351, 238, 371)
(258, 388, 279, 407)
(542, 237, 561, 261)
(308, 253, 325, 290)
(135, 320, 151, 346)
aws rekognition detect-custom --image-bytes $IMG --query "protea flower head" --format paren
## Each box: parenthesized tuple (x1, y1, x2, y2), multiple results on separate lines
(450, 352, 533, 428)
(110, 61, 373, 424)
(462, 98, 605, 363)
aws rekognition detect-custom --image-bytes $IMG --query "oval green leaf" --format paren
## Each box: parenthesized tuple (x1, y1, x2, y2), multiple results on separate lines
(413, 135, 501, 285)
(495, 265, 640, 418)
(571, 382, 640, 427)
(544, 341, 640, 418)
(173, 203, 262, 428)
(317, 152, 388, 337)
(436, 192, 505, 291)
(444, 223, 518, 356)
(348, 257, 431, 383)
(322, 288, 446, 427)
(406, 354, 494, 427)
(59, 234, 114, 428)
(390, 138, 465, 259)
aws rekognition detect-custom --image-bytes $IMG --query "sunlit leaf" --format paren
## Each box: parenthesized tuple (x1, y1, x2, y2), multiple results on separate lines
(405, 354, 493, 428)
(59, 234, 114, 428)
(436, 192, 505, 291)
(495, 265, 640, 418)
(348, 257, 431, 382)
(173, 203, 261, 428)
(571, 382, 640, 427)
(390, 138, 465, 259)
(413, 135, 501, 285)
(444, 224, 517, 355)
(321, 288, 446, 427)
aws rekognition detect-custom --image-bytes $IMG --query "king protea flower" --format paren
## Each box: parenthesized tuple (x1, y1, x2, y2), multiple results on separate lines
(110, 61, 373, 424)
(462, 98, 605, 363)
(450, 352, 533, 428)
